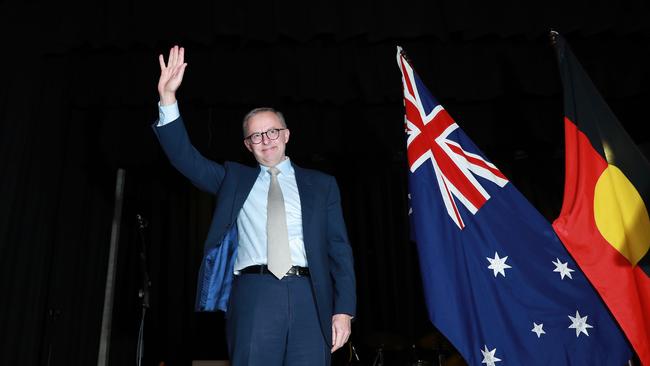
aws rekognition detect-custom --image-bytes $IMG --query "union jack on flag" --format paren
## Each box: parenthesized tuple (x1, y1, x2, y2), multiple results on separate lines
(399, 47, 508, 229)
(397, 46, 632, 365)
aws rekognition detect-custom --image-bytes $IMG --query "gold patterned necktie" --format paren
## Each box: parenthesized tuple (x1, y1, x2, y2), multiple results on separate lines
(266, 167, 292, 279)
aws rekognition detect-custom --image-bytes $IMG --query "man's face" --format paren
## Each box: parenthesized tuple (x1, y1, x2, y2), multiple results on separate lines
(243, 111, 290, 167)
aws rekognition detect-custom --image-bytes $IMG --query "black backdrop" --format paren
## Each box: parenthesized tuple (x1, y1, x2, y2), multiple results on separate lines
(1, 1, 650, 365)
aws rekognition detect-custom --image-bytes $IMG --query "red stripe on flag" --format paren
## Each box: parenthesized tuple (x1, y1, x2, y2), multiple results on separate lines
(447, 144, 507, 181)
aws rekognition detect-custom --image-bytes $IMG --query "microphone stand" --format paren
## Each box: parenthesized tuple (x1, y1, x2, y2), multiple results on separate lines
(136, 214, 151, 366)
(349, 343, 361, 365)
(371, 345, 385, 366)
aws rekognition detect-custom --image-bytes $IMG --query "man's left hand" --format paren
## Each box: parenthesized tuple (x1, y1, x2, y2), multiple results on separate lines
(331, 313, 352, 353)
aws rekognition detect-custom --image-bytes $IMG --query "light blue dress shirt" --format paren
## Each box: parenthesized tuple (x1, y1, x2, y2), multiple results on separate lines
(158, 102, 307, 272)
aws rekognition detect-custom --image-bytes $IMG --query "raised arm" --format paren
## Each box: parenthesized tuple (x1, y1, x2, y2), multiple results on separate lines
(153, 46, 225, 194)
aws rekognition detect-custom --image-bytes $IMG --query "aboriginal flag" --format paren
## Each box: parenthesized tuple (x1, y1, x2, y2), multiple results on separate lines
(552, 34, 650, 364)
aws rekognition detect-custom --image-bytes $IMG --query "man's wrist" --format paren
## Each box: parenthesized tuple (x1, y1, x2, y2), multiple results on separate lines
(159, 93, 177, 106)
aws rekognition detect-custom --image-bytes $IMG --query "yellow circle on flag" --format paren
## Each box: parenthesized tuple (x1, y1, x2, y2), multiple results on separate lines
(594, 164, 650, 266)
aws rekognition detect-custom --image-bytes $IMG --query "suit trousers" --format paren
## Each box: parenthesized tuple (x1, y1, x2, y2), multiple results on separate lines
(226, 273, 330, 366)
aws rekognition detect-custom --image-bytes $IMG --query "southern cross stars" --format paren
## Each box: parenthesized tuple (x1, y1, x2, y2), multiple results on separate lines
(487, 252, 512, 277)
(553, 258, 575, 280)
(568, 310, 593, 337)
(531, 322, 546, 338)
(480, 345, 502, 366)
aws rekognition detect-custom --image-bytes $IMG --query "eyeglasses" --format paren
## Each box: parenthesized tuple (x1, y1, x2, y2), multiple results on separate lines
(244, 128, 287, 144)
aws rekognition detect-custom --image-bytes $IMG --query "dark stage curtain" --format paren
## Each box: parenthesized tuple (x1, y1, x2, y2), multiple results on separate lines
(1, 1, 650, 365)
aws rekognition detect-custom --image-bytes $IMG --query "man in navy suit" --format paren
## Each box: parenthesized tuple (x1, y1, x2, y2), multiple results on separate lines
(154, 45, 356, 366)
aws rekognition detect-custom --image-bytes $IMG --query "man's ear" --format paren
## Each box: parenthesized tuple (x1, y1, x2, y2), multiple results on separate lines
(244, 139, 253, 153)
(284, 129, 290, 143)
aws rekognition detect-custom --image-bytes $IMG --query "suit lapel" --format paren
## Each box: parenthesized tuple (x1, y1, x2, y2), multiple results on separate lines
(231, 165, 260, 223)
(294, 163, 314, 232)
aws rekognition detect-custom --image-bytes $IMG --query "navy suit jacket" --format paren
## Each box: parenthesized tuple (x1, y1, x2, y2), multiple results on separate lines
(154, 117, 356, 345)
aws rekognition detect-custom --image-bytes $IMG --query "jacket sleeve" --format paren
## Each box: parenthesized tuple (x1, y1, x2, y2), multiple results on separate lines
(326, 176, 357, 316)
(152, 116, 225, 195)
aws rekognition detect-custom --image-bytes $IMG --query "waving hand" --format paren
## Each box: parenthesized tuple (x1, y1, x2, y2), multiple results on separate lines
(158, 45, 187, 106)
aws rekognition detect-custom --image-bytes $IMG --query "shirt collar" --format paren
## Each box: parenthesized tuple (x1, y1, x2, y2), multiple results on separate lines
(259, 157, 293, 177)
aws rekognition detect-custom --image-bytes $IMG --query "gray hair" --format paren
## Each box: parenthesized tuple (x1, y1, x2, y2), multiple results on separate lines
(242, 107, 287, 136)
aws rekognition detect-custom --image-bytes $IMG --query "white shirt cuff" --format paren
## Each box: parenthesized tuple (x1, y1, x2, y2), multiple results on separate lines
(157, 101, 180, 126)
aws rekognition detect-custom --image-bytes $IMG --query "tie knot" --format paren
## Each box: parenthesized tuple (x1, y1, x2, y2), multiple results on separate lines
(268, 167, 280, 176)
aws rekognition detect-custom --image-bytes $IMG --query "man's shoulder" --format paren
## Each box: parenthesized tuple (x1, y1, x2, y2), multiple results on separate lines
(291, 162, 327, 176)
(292, 163, 337, 185)
(220, 161, 261, 184)
(224, 161, 258, 172)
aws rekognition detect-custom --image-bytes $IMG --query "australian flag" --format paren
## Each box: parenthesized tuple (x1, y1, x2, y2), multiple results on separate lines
(397, 47, 633, 365)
